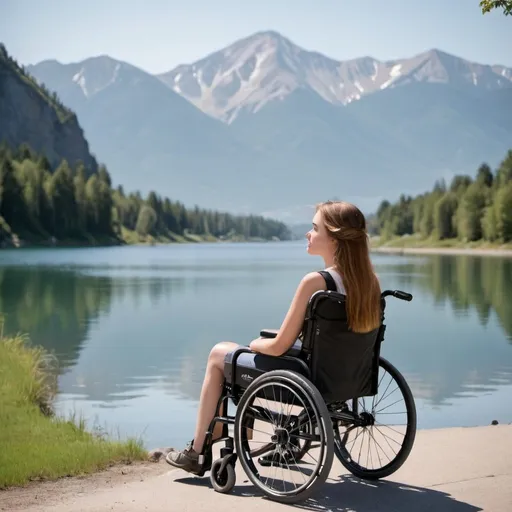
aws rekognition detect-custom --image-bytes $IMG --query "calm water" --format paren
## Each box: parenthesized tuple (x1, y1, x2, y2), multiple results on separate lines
(1, 242, 511, 449)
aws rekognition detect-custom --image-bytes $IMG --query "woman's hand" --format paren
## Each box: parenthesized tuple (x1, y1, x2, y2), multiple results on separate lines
(249, 336, 272, 354)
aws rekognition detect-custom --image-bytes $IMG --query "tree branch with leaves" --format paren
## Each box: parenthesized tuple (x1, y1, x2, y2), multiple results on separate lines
(480, 0, 512, 15)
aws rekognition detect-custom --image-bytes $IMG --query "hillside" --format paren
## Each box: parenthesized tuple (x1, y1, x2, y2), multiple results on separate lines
(0, 42, 290, 248)
(0, 44, 97, 172)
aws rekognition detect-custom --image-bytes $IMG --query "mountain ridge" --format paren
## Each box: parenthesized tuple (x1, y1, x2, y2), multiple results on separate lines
(23, 32, 512, 220)
(156, 31, 512, 122)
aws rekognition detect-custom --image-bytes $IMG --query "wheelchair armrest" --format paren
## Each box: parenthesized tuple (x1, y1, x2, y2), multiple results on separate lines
(224, 347, 254, 389)
(260, 328, 278, 338)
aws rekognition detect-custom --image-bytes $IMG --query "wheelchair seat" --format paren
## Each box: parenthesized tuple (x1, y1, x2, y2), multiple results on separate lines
(224, 340, 308, 390)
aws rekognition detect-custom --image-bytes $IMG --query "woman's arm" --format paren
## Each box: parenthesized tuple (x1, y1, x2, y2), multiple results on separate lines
(249, 272, 326, 357)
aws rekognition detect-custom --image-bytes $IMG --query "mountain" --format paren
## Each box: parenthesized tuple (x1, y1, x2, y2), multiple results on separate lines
(157, 31, 512, 122)
(0, 44, 97, 171)
(157, 31, 512, 214)
(26, 32, 512, 219)
(26, 55, 264, 207)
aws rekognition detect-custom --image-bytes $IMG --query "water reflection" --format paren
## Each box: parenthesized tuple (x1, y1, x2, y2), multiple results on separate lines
(375, 255, 512, 407)
(0, 266, 112, 371)
(1, 246, 511, 446)
(421, 255, 512, 340)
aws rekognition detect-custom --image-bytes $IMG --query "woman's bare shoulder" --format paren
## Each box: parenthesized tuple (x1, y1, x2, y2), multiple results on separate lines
(299, 271, 327, 292)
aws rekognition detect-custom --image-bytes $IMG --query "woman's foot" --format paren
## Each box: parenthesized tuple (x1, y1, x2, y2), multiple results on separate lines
(165, 441, 202, 473)
(165, 440, 213, 474)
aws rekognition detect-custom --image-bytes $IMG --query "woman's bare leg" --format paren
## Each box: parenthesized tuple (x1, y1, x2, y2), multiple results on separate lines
(192, 341, 239, 453)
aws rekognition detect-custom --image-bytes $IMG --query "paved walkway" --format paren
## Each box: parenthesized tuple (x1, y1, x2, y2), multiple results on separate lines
(9, 425, 512, 512)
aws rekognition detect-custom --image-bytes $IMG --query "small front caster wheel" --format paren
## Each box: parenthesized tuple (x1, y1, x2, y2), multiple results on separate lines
(210, 458, 236, 494)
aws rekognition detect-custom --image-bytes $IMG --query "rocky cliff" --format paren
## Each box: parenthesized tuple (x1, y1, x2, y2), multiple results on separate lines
(0, 44, 97, 172)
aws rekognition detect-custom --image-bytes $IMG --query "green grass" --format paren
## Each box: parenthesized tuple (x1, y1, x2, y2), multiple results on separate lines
(0, 332, 147, 489)
(370, 234, 512, 251)
(119, 226, 255, 245)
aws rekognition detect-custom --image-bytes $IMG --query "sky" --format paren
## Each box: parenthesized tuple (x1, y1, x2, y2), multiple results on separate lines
(1, 0, 511, 73)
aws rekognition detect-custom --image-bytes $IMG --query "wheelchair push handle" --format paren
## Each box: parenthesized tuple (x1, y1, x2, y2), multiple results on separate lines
(381, 289, 413, 301)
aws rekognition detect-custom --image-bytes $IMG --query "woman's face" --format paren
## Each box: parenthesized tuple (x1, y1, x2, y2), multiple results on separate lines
(306, 211, 334, 257)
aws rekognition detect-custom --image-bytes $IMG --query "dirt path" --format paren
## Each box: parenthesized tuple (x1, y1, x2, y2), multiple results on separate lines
(1, 425, 511, 512)
(0, 463, 168, 511)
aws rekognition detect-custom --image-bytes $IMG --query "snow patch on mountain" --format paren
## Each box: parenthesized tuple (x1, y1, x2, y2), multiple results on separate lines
(156, 32, 512, 122)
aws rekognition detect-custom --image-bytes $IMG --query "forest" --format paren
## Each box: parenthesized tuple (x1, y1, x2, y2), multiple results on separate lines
(0, 144, 291, 246)
(372, 148, 512, 243)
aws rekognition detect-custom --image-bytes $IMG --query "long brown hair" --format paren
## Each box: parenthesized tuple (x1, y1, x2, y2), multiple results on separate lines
(317, 201, 381, 333)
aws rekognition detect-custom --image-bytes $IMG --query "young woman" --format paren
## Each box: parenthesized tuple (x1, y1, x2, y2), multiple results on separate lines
(165, 200, 381, 473)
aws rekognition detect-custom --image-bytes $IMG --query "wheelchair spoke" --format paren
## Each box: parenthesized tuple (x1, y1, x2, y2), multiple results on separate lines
(254, 401, 288, 429)
(372, 424, 400, 454)
(367, 430, 373, 469)
(374, 421, 406, 438)
(285, 392, 296, 418)
(284, 391, 297, 429)
(373, 376, 394, 410)
(282, 454, 299, 491)
(367, 427, 387, 468)
(371, 388, 378, 415)
(343, 425, 365, 448)
(250, 403, 275, 426)
(278, 386, 285, 426)
(271, 385, 279, 424)
(377, 368, 387, 389)
(284, 446, 309, 487)
(259, 404, 277, 426)
(246, 425, 278, 438)
(264, 393, 278, 428)
(301, 447, 320, 466)
(375, 398, 404, 414)
(374, 383, 400, 410)
(357, 428, 366, 466)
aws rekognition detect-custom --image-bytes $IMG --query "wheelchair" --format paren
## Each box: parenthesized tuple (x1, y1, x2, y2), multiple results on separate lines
(193, 276, 417, 504)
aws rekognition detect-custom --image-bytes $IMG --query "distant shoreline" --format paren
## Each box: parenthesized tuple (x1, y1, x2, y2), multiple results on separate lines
(0, 234, 282, 250)
(371, 246, 512, 258)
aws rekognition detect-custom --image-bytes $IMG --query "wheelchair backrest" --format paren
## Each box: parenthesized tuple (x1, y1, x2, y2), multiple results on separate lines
(301, 289, 385, 404)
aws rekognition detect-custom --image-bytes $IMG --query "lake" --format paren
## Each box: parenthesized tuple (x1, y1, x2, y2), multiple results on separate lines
(1, 242, 511, 450)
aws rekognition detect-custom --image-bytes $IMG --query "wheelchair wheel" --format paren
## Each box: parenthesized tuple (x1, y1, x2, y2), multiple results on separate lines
(234, 370, 334, 504)
(210, 458, 236, 493)
(333, 356, 417, 480)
